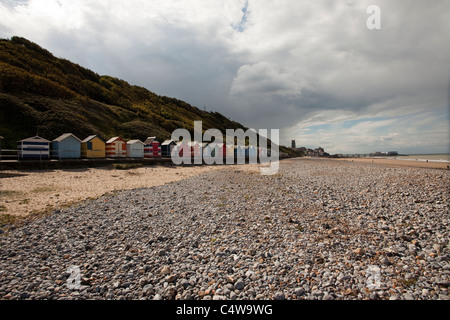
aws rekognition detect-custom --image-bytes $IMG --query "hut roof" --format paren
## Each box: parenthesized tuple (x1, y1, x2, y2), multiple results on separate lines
(162, 140, 175, 146)
(144, 137, 157, 144)
(127, 139, 145, 145)
(53, 133, 81, 143)
(208, 142, 224, 147)
(82, 135, 104, 143)
(106, 137, 124, 144)
(18, 135, 51, 143)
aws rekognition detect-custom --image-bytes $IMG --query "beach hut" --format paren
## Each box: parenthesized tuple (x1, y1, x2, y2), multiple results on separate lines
(218, 143, 226, 158)
(52, 133, 81, 159)
(81, 135, 105, 158)
(198, 142, 208, 162)
(17, 135, 50, 159)
(248, 145, 257, 160)
(174, 140, 191, 159)
(259, 147, 268, 157)
(126, 139, 145, 158)
(161, 140, 176, 157)
(204, 142, 219, 159)
(235, 145, 246, 161)
(225, 144, 235, 163)
(144, 137, 161, 158)
(188, 141, 205, 159)
(203, 142, 226, 164)
(106, 137, 127, 158)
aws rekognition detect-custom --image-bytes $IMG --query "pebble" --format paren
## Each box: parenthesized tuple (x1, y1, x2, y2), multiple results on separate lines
(273, 292, 285, 300)
(0, 159, 448, 300)
(234, 281, 245, 291)
(153, 294, 162, 300)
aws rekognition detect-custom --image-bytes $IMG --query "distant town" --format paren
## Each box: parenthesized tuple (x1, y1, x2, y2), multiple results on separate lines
(290, 140, 399, 158)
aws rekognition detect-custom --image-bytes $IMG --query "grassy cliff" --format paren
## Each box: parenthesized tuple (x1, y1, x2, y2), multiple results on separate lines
(0, 36, 248, 148)
(0, 36, 301, 157)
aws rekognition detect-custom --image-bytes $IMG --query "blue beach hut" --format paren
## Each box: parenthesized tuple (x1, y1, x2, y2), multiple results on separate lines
(52, 133, 81, 159)
(234, 145, 245, 160)
(161, 140, 176, 158)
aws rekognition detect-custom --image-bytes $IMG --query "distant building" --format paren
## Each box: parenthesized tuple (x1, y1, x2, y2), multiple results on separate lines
(291, 139, 296, 149)
(370, 151, 385, 157)
(315, 147, 325, 157)
(369, 151, 398, 157)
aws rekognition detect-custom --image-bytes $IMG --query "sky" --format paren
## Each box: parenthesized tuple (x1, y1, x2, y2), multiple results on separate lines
(0, 0, 449, 154)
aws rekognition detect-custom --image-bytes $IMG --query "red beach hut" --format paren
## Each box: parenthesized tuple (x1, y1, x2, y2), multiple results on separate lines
(144, 137, 161, 158)
(106, 137, 127, 158)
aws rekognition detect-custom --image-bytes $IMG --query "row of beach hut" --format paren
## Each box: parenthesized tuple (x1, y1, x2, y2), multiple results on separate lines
(14, 135, 163, 159)
(10, 134, 269, 160)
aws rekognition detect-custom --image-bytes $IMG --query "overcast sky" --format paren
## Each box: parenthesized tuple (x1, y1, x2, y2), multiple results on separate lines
(1, 0, 449, 154)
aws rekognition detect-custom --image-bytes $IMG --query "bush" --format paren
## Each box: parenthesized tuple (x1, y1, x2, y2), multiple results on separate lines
(113, 163, 142, 170)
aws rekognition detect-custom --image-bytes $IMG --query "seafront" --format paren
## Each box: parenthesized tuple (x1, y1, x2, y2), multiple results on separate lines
(332, 157, 450, 170)
(0, 158, 449, 300)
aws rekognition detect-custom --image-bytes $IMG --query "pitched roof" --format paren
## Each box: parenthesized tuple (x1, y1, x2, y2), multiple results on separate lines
(18, 135, 51, 143)
(53, 133, 81, 143)
(144, 137, 156, 144)
(106, 137, 125, 144)
(162, 140, 176, 145)
(127, 139, 144, 145)
(82, 135, 104, 143)
(208, 142, 224, 147)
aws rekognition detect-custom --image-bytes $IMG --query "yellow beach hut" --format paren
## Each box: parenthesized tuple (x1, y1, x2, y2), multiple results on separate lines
(81, 135, 106, 158)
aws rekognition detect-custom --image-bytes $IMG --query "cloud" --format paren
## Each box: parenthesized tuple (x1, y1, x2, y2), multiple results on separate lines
(0, 0, 449, 153)
(289, 109, 450, 154)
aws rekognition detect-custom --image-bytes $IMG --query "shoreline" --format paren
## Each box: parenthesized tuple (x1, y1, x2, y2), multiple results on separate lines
(325, 157, 450, 170)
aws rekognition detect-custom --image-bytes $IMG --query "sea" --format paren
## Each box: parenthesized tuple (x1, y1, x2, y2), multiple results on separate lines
(392, 154, 450, 163)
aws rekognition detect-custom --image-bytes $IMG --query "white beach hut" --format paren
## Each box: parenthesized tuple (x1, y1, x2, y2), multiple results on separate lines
(126, 139, 145, 158)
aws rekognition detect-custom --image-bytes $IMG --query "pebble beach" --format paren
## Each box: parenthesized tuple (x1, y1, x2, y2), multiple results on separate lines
(0, 158, 449, 300)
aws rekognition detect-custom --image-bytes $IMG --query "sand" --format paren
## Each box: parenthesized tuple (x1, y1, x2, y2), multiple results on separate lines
(0, 163, 260, 217)
(329, 157, 450, 169)
(1, 157, 447, 218)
